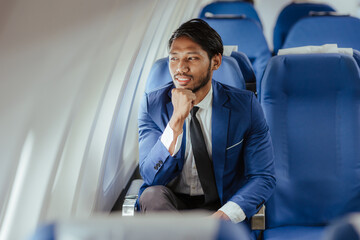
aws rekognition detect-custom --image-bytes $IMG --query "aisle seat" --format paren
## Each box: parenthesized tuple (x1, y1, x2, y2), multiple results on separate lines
(259, 52, 360, 239)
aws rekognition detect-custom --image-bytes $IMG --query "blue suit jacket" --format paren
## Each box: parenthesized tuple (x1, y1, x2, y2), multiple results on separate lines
(138, 80, 276, 218)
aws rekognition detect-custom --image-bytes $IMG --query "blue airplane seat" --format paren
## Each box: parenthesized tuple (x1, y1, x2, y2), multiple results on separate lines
(145, 55, 246, 93)
(259, 53, 360, 239)
(230, 51, 256, 84)
(282, 15, 360, 51)
(202, 17, 271, 88)
(199, 1, 262, 29)
(273, 2, 335, 54)
(29, 215, 252, 240)
(323, 213, 360, 240)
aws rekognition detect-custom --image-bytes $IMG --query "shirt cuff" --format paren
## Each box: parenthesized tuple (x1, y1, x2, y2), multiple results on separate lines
(160, 123, 183, 156)
(219, 201, 246, 223)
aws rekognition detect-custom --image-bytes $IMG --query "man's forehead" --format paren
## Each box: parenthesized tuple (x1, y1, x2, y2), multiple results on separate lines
(169, 40, 205, 55)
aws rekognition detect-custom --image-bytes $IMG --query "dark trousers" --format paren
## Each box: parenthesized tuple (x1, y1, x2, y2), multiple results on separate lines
(139, 185, 220, 213)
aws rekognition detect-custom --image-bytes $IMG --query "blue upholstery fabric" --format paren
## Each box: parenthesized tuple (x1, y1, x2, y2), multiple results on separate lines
(283, 15, 360, 51)
(145, 56, 245, 93)
(202, 17, 271, 85)
(263, 226, 325, 240)
(230, 51, 256, 83)
(260, 53, 360, 238)
(199, 1, 262, 28)
(273, 2, 335, 53)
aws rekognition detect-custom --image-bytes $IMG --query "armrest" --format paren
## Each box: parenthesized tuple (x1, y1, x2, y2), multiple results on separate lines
(251, 205, 265, 230)
(122, 179, 144, 216)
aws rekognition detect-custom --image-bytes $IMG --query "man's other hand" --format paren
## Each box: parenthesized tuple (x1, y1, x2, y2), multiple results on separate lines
(212, 210, 230, 221)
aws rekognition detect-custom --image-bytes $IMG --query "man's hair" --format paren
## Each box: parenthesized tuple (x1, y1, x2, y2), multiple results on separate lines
(168, 18, 223, 59)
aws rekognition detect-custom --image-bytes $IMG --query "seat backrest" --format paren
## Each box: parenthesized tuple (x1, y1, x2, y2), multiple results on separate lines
(199, 1, 262, 28)
(202, 17, 271, 86)
(145, 56, 245, 93)
(273, 2, 335, 53)
(282, 15, 360, 51)
(260, 53, 360, 228)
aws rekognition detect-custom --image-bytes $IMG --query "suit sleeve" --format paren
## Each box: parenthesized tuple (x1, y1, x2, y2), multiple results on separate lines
(229, 93, 276, 218)
(138, 93, 183, 186)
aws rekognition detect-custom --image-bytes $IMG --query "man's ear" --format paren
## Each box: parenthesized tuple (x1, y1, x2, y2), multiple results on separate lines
(211, 54, 222, 70)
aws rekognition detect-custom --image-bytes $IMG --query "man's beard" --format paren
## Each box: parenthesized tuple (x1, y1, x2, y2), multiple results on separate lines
(191, 63, 212, 93)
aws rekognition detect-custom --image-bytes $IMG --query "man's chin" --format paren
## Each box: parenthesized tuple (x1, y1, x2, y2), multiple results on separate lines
(174, 84, 204, 93)
(174, 83, 193, 91)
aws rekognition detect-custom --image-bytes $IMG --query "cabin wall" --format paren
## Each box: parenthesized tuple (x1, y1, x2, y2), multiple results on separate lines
(0, 1, 208, 239)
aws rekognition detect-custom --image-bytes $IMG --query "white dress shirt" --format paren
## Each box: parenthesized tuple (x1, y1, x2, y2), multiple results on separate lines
(160, 86, 246, 223)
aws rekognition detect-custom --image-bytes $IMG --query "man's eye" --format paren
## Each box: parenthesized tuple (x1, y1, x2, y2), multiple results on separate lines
(188, 57, 198, 61)
(170, 57, 178, 61)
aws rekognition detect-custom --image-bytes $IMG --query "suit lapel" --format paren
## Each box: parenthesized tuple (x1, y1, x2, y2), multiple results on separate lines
(211, 81, 230, 202)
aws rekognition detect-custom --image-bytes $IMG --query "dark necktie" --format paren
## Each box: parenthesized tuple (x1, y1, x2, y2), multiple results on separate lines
(190, 106, 219, 204)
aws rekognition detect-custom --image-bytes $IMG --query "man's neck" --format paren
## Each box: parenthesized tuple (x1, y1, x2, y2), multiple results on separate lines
(193, 81, 212, 105)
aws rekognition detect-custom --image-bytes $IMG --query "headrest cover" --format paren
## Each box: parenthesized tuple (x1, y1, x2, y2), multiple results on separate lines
(309, 11, 348, 17)
(278, 44, 353, 56)
(205, 12, 246, 19)
(223, 45, 238, 56)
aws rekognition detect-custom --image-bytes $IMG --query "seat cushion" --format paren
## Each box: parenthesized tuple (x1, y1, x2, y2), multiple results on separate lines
(263, 226, 325, 240)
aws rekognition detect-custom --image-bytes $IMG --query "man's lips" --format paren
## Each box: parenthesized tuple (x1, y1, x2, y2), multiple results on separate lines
(175, 75, 192, 85)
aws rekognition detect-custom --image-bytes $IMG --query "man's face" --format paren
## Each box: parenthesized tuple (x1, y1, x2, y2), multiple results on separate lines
(169, 36, 214, 94)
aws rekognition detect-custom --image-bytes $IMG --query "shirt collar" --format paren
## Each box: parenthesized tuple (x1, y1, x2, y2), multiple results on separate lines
(195, 85, 213, 110)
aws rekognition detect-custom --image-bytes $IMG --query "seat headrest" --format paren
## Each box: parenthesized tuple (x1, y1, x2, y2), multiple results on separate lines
(262, 53, 360, 93)
(283, 15, 360, 51)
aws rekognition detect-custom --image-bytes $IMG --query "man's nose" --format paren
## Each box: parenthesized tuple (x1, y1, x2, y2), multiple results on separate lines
(176, 59, 189, 74)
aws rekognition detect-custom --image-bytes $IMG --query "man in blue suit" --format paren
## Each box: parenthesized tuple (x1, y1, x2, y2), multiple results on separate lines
(138, 19, 275, 224)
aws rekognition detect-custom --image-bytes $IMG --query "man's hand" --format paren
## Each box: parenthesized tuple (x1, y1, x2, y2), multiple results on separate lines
(212, 210, 231, 221)
(167, 88, 196, 155)
(169, 88, 196, 133)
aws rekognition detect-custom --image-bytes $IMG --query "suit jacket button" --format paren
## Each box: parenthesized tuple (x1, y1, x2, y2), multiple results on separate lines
(159, 160, 163, 165)
(154, 166, 158, 170)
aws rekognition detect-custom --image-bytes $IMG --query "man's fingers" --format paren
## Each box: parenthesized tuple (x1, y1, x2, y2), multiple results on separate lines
(172, 88, 196, 100)
(170, 88, 197, 120)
